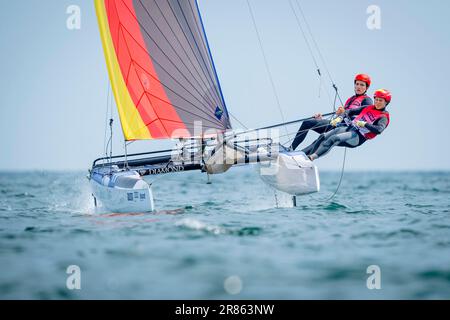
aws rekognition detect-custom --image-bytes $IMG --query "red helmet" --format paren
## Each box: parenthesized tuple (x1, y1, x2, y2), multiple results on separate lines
(354, 74, 371, 87)
(374, 89, 392, 104)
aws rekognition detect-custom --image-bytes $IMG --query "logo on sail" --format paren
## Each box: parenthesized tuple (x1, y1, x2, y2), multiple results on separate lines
(215, 106, 224, 120)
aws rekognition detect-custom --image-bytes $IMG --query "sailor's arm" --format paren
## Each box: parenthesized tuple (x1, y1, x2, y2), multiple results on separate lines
(363, 117, 389, 134)
(361, 97, 373, 107)
(345, 106, 366, 118)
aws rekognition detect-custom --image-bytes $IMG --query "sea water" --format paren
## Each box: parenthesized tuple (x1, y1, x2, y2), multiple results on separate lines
(0, 168, 449, 299)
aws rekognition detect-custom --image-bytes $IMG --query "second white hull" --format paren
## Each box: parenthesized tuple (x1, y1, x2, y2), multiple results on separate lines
(259, 151, 320, 195)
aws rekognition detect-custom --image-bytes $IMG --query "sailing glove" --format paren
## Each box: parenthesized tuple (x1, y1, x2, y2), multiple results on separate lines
(330, 117, 343, 127)
(356, 121, 367, 128)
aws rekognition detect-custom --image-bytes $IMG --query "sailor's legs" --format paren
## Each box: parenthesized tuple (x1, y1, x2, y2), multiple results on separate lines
(303, 126, 344, 156)
(310, 128, 360, 160)
(290, 119, 331, 151)
(301, 143, 315, 156)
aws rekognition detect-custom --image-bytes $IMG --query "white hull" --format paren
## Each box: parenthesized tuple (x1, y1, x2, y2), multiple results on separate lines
(90, 169, 154, 213)
(259, 151, 320, 195)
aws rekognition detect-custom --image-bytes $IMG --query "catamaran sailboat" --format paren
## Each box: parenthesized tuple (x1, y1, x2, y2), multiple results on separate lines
(89, 0, 320, 213)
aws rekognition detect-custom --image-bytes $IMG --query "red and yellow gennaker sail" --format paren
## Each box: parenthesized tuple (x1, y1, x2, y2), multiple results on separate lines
(95, 0, 231, 140)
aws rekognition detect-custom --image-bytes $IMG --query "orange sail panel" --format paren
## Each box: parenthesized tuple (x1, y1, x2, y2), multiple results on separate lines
(95, 0, 231, 140)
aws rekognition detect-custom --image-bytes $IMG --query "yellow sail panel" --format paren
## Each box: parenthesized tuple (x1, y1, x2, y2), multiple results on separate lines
(94, 0, 151, 140)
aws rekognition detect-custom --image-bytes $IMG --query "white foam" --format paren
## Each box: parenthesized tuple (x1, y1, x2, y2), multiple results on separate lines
(175, 218, 225, 235)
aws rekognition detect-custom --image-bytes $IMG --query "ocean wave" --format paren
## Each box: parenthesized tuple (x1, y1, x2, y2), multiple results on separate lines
(175, 218, 226, 235)
(405, 203, 434, 208)
(322, 202, 347, 211)
(13, 192, 35, 198)
(401, 186, 450, 194)
(351, 228, 425, 240)
(175, 218, 262, 237)
(417, 270, 450, 282)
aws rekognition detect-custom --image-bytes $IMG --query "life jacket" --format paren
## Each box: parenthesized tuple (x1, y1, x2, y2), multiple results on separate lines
(352, 105, 390, 140)
(344, 94, 369, 110)
(343, 94, 370, 126)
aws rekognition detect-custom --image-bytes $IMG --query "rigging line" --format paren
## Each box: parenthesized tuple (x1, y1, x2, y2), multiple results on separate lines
(273, 112, 335, 145)
(229, 112, 248, 130)
(280, 119, 336, 146)
(278, 117, 335, 141)
(308, 147, 347, 203)
(294, 0, 344, 106)
(107, 82, 115, 164)
(325, 148, 347, 201)
(123, 139, 129, 169)
(235, 111, 335, 136)
(323, 93, 347, 200)
(294, 0, 333, 84)
(105, 136, 112, 164)
(137, 0, 222, 109)
(118, 1, 221, 118)
(293, 0, 347, 201)
(246, 0, 289, 137)
(108, 115, 114, 169)
(332, 88, 338, 112)
(288, 0, 319, 74)
(288, 0, 333, 105)
(276, 114, 336, 139)
(103, 82, 111, 159)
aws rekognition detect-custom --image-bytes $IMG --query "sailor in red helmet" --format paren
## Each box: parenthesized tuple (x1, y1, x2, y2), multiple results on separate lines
(290, 74, 373, 152)
(306, 89, 391, 161)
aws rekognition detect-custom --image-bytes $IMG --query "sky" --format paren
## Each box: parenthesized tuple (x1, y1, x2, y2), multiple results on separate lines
(1, 0, 449, 171)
